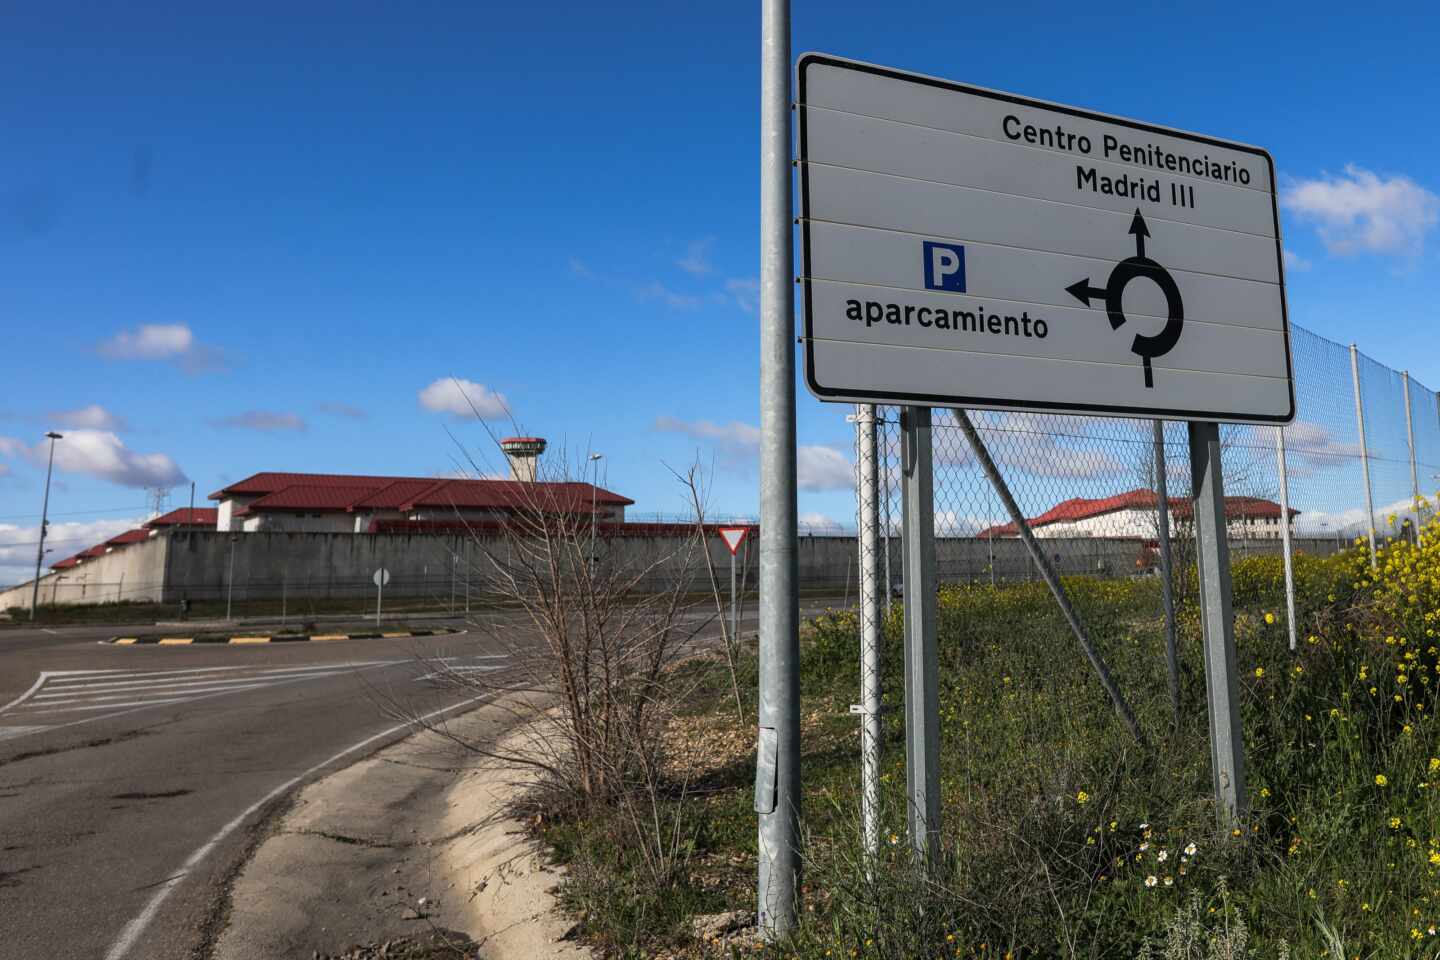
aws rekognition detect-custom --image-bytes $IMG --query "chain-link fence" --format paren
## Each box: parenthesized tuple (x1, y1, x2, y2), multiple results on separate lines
(859, 321, 1432, 601)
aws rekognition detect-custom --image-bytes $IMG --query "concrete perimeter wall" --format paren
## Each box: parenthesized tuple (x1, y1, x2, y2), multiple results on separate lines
(0, 535, 171, 611)
(0, 530, 1350, 612)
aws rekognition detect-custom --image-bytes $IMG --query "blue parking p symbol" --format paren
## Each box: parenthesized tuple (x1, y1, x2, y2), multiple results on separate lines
(923, 241, 966, 292)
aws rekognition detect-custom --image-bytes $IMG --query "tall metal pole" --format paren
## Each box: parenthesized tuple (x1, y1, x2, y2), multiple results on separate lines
(882, 412, 893, 613)
(855, 404, 882, 862)
(1189, 421, 1248, 824)
(1404, 372, 1420, 541)
(226, 535, 237, 621)
(900, 406, 940, 861)
(1350, 344, 1378, 570)
(1274, 427, 1298, 652)
(29, 432, 62, 620)
(1152, 420, 1180, 726)
(756, 0, 800, 935)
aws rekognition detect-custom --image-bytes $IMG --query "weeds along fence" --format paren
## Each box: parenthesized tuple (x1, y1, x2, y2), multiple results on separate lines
(857, 323, 1439, 616)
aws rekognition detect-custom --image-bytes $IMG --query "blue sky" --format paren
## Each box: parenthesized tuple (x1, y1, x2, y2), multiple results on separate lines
(2, 2, 1439, 582)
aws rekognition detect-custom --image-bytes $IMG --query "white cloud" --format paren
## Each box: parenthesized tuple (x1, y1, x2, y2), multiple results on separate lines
(934, 511, 997, 536)
(654, 416, 762, 459)
(97, 323, 227, 373)
(418, 378, 510, 420)
(676, 237, 715, 276)
(1281, 420, 1361, 477)
(1295, 496, 1421, 537)
(210, 410, 307, 432)
(99, 323, 192, 359)
(1281, 165, 1440, 259)
(636, 281, 702, 311)
(318, 403, 367, 420)
(655, 416, 855, 490)
(0, 430, 186, 488)
(47, 404, 127, 431)
(1282, 249, 1311, 272)
(959, 411, 1127, 479)
(0, 517, 147, 587)
(797, 445, 854, 491)
(798, 512, 844, 533)
(726, 277, 759, 314)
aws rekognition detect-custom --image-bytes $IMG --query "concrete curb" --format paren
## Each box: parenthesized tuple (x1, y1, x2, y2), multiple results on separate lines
(105, 628, 454, 646)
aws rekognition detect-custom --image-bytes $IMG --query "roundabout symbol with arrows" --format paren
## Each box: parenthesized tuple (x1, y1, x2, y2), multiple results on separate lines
(1066, 209, 1183, 389)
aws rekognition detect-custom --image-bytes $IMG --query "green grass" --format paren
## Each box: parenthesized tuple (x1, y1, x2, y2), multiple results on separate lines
(540, 537, 1440, 958)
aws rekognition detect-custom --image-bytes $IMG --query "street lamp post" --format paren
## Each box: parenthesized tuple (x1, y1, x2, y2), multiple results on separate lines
(226, 534, 238, 621)
(29, 431, 63, 621)
(588, 453, 603, 573)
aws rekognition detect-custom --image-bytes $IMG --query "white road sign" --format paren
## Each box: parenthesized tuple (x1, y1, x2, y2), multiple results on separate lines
(373, 568, 390, 587)
(798, 54, 1294, 423)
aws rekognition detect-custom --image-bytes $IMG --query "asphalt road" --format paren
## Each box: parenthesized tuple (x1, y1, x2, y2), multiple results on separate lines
(0, 600, 835, 959)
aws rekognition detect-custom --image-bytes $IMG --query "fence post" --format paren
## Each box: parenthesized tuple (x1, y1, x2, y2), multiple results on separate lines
(1350, 344, 1379, 570)
(1274, 427, 1298, 652)
(881, 410, 894, 615)
(1153, 420, 1181, 725)
(900, 406, 941, 861)
(1404, 372, 1420, 538)
(853, 403, 882, 864)
(1189, 421, 1248, 825)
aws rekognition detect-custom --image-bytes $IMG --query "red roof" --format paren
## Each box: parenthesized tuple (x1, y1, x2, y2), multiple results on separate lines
(977, 489, 1297, 538)
(146, 507, 219, 528)
(350, 479, 445, 510)
(105, 529, 152, 547)
(400, 479, 630, 513)
(211, 471, 633, 516)
(1172, 497, 1299, 521)
(236, 485, 377, 515)
(50, 556, 83, 570)
(209, 472, 422, 500)
(978, 489, 1174, 538)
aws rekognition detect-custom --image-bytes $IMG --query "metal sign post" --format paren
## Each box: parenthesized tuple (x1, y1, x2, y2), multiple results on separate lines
(900, 406, 940, 860)
(1274, 427, 1298, 651)
(755, 0, 800, 936)
(1189, 423, 1247, 823)
(718, 527, 751, 644)
(1152, 421, 1181, 724)
(373, 567, 390, 627)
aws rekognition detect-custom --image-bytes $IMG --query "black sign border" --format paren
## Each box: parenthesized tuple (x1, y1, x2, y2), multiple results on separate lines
(797, 52, 1296, 424)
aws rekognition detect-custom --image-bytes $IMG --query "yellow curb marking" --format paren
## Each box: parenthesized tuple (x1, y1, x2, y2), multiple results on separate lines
(229, 636, 272, 644)
(159, 637, 194, 645)
(382, 632, 413, 638)
(114, 637, 139, 645)
(311, 634, 348, 641)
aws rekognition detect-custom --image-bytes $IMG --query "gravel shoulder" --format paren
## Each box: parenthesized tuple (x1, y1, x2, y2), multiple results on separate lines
(212, 696, 588, 960)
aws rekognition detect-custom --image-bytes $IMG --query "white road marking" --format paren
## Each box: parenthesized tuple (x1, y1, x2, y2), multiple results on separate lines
(27, 697, 200, 714)
(102, 692, 491, 960)
(35, 668, 357, 695)
(0, 725, 51, 741)
(0, 659, 419, 739)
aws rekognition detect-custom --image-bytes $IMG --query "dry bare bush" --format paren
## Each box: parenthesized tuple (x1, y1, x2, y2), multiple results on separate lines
(380, 440, 725, 820)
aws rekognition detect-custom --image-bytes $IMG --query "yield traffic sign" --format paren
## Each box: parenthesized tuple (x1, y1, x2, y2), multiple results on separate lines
(717, 526, 749, 555)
